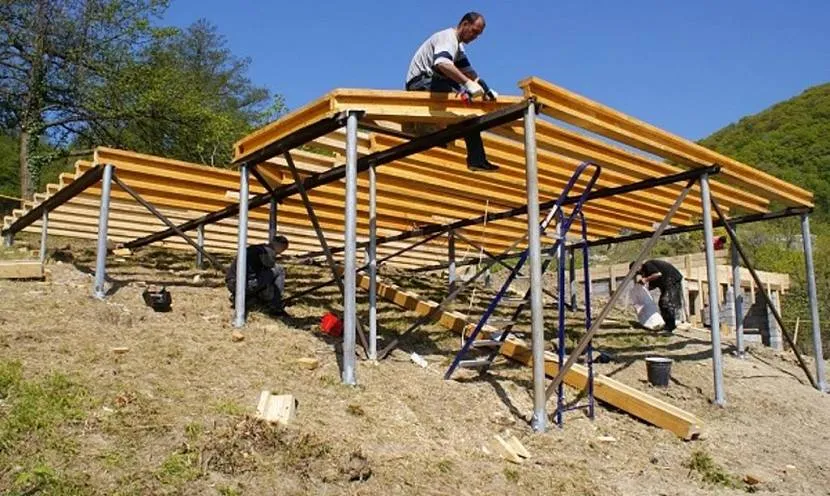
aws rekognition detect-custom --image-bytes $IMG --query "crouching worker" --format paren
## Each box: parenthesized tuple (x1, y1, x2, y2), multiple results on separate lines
(630, 259, 684, 333)
(226, 235, 289, 317)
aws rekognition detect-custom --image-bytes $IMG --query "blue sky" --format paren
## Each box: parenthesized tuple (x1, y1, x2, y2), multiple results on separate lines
(162, 0, 830, 140)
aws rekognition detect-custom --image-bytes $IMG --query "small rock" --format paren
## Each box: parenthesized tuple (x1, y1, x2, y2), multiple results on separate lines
(784, 464, 796, 472)
(597, 435, 617, 443)
(111, 347, 130, 354)
(744, 472, 765, 485)
(193, 274, 202, 284)
(231, 331, 245, 342)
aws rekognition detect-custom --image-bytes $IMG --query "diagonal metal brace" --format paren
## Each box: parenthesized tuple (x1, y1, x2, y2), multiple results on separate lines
(284, 151, 370, 356)
(111, 174, 222, 270)
(709, 196, 818, 389)
(545, 178, 697, 401)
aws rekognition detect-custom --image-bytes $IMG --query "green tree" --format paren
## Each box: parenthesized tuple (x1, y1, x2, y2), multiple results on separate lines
(78, 19, 284, 166)
(0, 0, 168, 199)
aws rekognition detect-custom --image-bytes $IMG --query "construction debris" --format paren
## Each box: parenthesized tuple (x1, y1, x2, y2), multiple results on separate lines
(0, 261, 44, 280)
(231, 331, 245, 342)
(256, 392, 297, 426)
(296, 357, 319, 370)
(410, 352, 428, 368)
(492, 432, 530, 464)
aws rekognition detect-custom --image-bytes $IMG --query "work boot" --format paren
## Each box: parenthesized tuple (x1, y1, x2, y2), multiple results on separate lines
(467, 160, 500, 172)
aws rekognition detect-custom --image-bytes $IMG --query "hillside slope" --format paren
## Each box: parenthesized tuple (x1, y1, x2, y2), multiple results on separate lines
(700, 83, 830, 218)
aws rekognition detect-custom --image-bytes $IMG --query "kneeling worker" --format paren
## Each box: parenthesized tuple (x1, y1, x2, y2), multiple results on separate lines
(226, 235, 289, 316)
(631, 259, 684, 332)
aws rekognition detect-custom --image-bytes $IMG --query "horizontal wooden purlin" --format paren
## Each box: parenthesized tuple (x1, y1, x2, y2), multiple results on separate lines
(365, 131, 700, 223)
(474, 130, 711, 215)
(443, 133, 704, 222)
(54, 172, 522, 259)
(61, 174, 530, 258)
(55, 191, 471, 261)
(362, 134, 692, 231)
(94, 147, 263, 191)
(314, 132, 689, 233)
(21, 195, 447, 268)
(73, 164, 474, 240)
(520, 77, 811, 207)
(1, 163, 104, 237)
(330, 88, 524, 123)
(20, 221, 425, 270)
(233, 93, 336, 161)
(129, 101, 534, 251)
(270, 163, 538, 246)
(268, 153, 526, 229)
(494, 121, 765, 213)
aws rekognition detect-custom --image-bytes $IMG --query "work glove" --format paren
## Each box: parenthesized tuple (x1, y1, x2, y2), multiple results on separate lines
(463, 79, 484, 98)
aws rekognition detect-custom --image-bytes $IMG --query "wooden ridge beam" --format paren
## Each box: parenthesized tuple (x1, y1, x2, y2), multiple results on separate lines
(520, 77, 811, 207)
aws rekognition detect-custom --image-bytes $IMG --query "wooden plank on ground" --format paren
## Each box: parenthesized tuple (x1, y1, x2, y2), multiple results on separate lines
(0, 260, 44, 279)
(355, 272, 703, 440)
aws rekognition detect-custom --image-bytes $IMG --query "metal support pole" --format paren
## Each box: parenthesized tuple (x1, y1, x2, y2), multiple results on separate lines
(93, 164, 114, 299)
(569, 247, 577, 310)
(525, 101, 546, 433)
(233, 164, 250, 328)
(731, 226, 745, 357)
(112, 175, 221, 269)
(801, 214, 827, 392)
(196, 224, 205, 268)
(368, 165, 378, 361)
(268, 197, 278, 239)
(39, 210, 48, 264)
(701, 174, 726, 406)
(343, 112, 359, 385)
(448, 230, 456, 290)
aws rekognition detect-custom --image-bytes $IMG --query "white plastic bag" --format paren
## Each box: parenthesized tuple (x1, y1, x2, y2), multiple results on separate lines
(630, 284, 665, 331)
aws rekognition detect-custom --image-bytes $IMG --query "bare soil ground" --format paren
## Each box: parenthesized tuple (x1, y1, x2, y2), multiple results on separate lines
(1, 235, 829, 495)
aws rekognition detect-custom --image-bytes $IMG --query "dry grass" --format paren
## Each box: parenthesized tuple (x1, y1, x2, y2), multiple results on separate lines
(0, 234, 828, 495)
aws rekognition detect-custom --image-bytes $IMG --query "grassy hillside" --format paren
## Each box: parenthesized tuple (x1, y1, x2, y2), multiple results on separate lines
(700, 82, 830, 220)
(698, 82, 830, 354)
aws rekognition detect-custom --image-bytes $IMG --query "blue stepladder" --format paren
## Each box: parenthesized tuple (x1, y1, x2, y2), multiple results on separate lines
(444, 161, 601, 426)
(552, 208, 595, 426)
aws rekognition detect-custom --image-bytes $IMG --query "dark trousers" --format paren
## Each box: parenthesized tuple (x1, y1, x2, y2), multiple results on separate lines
(226, 267, 283, 312)
(657, 281, 683, 331)
(405, 74, 489, 165)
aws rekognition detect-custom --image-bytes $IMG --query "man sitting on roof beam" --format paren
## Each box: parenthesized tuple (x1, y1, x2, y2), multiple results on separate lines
(405, 11, 501, 173)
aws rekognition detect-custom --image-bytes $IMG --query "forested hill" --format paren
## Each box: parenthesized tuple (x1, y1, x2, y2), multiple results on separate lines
(699, 82, 830, 220)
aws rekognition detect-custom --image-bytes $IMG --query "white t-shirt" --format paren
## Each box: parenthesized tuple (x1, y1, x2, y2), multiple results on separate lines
(406, 27, 473, 83)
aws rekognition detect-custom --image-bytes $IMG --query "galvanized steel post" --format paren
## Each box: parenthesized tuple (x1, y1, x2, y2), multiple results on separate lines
(731, 227, 745, 357)
(268, 197, 278, 239)
(701, 174, 726, 406)
(368, 164, 378, 361)
(93, 164, 114, 299)
(39, 210, 48, 264)
(525, 101, 546, 432)
(233, 164, 250, 328)
(196, 224, 205, 268)
(801, 214, 827, 392)
(342, 112, 359, 385)
(448, 230, 456, 290)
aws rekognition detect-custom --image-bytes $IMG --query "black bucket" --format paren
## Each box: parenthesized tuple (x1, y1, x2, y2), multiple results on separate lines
(645, 357, 673, 387)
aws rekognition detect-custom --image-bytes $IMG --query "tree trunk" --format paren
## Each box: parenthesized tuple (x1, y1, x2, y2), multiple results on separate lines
(19, 130, 32, 200)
